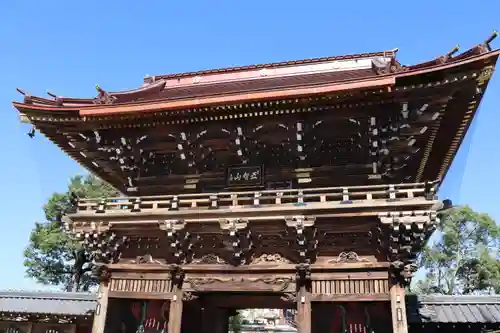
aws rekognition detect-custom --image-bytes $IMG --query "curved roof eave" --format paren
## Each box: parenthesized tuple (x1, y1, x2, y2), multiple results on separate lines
(12, 47, 500, 118)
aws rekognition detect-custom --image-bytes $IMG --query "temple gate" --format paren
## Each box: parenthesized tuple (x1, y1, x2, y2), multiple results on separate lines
(12, 32, 499, 333)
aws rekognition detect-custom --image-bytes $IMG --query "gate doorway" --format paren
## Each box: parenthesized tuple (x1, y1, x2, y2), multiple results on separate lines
(181, 293, 296, 333)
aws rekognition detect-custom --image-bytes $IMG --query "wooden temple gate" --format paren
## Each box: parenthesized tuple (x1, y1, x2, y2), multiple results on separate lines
(68, 182, 439, 333)
(12, 32, 499, 333)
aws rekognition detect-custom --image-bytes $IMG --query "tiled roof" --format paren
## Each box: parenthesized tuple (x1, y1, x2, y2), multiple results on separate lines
(407, 295, 500, 324)
(1, 291, 499, 324)
(0, 291, 96, 316)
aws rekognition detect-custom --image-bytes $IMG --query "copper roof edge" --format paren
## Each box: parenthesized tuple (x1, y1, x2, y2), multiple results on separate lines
(13, 76, 396, 115)
(395, 48, 500, 79)
(12, 48, 500, 116)
(80, 76, 396, 117)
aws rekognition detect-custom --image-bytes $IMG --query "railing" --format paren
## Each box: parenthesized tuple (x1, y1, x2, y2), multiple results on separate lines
(75, 181, 437, 214)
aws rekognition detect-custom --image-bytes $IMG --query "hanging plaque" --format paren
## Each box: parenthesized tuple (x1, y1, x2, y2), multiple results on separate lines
(227, 165, 263, 188)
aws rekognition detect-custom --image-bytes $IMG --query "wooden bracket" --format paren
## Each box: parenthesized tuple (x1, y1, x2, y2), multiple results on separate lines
(295, 263, 311, 288)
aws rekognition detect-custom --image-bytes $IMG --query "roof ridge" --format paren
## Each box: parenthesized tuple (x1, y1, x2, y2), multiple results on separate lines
(414, 294, 500, 304)
(148, 50, 396, 81)
(0, 290, 96, 301)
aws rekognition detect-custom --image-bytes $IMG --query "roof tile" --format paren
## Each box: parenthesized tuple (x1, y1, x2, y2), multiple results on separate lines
(0, 291, 96, 316)
(1, 291, 500, 324)
(407, 295, 500, 324)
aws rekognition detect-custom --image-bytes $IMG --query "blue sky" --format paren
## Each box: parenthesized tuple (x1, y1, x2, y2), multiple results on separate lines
(0, 0, 499, 290)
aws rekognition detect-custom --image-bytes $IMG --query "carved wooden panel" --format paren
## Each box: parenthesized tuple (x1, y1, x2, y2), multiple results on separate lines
(312, 278, 389, 295)
(109, 277, 172, 294)
(183, 274, 295, 292)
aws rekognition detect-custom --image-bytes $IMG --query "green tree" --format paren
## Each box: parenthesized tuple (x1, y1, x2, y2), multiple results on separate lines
(416, 205, 500, 295)
(24, 174, 119, 292)
(229, 311, 243, 333)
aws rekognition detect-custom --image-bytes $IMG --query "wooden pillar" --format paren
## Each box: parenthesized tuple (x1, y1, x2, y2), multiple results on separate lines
(297, 285, 311, 333)
(296, 262, 312, 333)
(390, 283, 408, 333)
(295, 263, 312, 333)
(168, 289, 184, 333)
(91, 277, 109, 333)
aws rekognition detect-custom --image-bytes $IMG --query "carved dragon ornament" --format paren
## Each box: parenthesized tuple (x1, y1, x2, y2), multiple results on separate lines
(185, 276, 293, 292)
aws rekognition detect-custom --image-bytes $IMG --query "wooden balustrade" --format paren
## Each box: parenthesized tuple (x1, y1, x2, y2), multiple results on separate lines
(75, 181, 437, 214)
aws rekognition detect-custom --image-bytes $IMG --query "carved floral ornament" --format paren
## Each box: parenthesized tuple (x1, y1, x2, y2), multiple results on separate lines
(328, 251, 369, 264)
(251, 253, 291, 264)
(191, 254, 227, 264)
(190, 253, 290, 265)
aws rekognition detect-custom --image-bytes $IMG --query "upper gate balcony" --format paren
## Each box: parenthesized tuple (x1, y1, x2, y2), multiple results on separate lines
(64, 180, 442, 270)
(71, 181, 438, 220)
